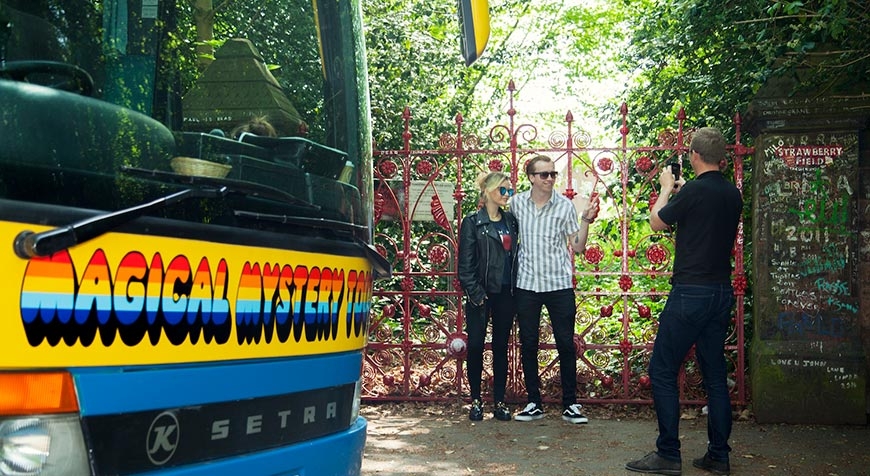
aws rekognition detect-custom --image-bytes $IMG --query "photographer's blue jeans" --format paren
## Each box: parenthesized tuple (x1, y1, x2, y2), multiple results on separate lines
(649, 283, 734, 462)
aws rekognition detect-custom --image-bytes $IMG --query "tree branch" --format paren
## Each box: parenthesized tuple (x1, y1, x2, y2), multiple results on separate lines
(732, 14, 821, 25)
(827, 51, 870, 68)
(785, 50, 861, 56)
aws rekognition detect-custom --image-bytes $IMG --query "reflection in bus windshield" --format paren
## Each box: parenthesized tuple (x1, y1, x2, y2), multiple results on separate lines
(1, 1, 377, 474)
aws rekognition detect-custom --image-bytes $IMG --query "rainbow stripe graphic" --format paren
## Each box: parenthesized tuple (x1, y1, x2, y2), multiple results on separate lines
(3, 221, 373, 368)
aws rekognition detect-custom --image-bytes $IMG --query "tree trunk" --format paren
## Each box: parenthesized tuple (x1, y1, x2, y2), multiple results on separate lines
(192, 0, 215, 71)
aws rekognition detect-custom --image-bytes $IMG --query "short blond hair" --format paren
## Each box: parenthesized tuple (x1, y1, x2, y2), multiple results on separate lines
(476, 171, 509, 196)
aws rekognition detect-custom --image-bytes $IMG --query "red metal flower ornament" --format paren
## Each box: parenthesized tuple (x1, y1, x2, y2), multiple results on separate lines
(646, 243, 668, 265)
(488, 159, 505, 171)
(639, 375, 651, 388)
(637, 304, 651, 319)
(378, 159, 398, 178)
(427, 244, 448, 266)
(635, 155, 654, 173)
(373, 189, 385, 223)
(573, 333, 585, 355)
(733, 274, 747, 294)
(648, 192, 659, 210)
(584, 245, 604, 264)
(619, 274, 633, 292)
(415, 159, 434, 177)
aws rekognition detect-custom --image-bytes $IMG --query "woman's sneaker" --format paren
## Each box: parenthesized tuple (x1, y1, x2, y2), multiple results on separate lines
(493, 402, 511, 421)
(469, 399, 483, 421)
(562, 403, 588, 424)
(514, 402, 544, 421)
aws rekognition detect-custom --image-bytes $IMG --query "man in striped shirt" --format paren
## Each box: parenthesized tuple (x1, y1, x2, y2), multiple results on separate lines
(509, 155, 599, 424)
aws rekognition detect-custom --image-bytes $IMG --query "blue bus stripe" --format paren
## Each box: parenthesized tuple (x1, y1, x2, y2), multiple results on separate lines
(72, 351, 362, 415)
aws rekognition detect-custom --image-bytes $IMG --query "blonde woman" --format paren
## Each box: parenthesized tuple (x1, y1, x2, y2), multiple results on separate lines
(458, 172, 519, 421)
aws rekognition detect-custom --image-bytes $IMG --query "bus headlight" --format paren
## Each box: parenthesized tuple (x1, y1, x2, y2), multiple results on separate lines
(350, 379, 362, 424)
(0, 415, 90, 476)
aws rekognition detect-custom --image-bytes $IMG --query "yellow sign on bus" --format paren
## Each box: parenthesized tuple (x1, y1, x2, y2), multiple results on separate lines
(1, 221, 373, 368)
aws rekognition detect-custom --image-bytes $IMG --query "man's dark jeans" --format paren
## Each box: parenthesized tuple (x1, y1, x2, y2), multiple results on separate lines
(515, 288, 577, 407)
(649, 283, 735, 462)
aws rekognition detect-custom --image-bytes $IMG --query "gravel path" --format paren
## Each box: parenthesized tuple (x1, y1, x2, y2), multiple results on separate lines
(361, 402, 870, 476)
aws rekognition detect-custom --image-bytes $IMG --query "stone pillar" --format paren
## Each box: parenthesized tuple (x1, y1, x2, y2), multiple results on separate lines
(747, 88, 869, 424)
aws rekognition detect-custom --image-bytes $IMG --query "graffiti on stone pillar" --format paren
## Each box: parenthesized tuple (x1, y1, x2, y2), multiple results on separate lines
(756, 132, 860, 342)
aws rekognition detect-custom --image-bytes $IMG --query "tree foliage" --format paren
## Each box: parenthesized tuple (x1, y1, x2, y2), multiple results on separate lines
(362, 0, 477, 148)
(174, 0, 869, 165)
(364, 0, 869, 143)
(362, 0, 628, 149)
(612, 0, 870, 141)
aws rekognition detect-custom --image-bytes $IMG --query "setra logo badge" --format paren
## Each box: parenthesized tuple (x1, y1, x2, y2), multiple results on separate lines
(146, 411, 180, 465)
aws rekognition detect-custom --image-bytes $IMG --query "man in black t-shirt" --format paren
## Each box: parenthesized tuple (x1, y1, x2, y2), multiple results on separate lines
(626, 127, 742, 476)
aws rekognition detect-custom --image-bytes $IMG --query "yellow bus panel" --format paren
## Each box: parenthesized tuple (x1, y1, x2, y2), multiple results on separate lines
(1, 221, 373, 368)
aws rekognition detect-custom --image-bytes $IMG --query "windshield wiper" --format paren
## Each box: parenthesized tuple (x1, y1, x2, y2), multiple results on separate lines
(233, 209, 366, 234)
(121, 166, 319, 210)
(13, 187, 228, 259)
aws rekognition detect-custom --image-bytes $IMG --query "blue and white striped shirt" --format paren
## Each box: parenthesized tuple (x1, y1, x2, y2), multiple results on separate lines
(510, 190, 580, 292)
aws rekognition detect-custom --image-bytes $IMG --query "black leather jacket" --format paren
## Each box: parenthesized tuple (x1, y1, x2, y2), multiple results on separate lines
(457, 208, 519, 305)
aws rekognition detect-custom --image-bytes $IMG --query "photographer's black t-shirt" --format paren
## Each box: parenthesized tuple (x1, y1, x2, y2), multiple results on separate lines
(658, 171, 742, 284)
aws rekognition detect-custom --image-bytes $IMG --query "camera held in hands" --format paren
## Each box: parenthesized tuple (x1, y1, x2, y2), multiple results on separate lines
(669, 162, 681, 177)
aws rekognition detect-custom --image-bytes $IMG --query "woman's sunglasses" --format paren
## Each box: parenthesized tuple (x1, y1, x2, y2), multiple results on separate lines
(499, 187, 515, 197)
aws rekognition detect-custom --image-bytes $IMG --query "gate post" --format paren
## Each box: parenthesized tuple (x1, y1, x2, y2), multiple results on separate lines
(746, 78, 870, 424)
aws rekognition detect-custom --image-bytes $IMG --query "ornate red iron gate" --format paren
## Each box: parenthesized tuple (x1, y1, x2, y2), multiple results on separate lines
(364, 84, 751, 406)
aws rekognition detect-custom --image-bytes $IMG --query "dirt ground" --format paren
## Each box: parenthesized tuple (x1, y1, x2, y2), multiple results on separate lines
(360, 401, 870, 476)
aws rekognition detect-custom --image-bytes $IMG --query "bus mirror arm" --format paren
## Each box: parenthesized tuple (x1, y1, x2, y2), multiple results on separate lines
(358, 240, 393, 281)
(13, 187, 229, 259)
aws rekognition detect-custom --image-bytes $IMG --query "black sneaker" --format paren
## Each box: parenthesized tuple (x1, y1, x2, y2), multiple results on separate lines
(561, 403, 588, 424)
(692, 453, 730, 475)
(514, 402, 544, 421)
(625, 451, 682, 475)
(493, 402, 511, 421)
(468, 399, 483, 421)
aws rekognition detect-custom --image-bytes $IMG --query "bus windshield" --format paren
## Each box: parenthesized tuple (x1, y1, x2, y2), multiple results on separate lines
(1, 0, 373, 240)
(0, 1, 379, 475)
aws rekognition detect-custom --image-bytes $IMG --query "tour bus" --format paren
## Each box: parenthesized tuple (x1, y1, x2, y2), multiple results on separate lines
(0, 0, 387, 474)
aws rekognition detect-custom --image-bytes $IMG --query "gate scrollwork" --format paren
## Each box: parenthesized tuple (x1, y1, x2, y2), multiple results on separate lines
(365, 83, 750, 406)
